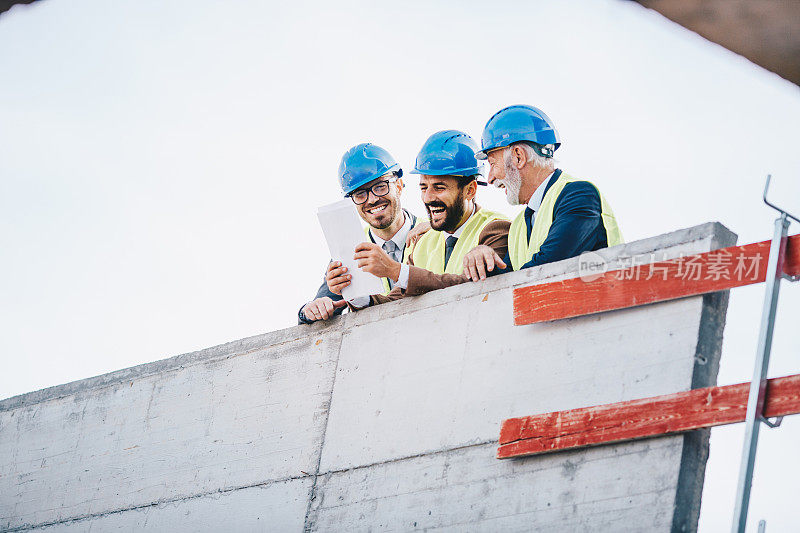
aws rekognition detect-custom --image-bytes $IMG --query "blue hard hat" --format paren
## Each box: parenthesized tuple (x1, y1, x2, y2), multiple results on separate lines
(410, 130, 482, 177)
(338, 143, 402, 196)
(476, 105, 561, 160)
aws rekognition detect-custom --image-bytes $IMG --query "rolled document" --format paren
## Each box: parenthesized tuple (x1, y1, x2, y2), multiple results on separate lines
(317, 200, 384, 301)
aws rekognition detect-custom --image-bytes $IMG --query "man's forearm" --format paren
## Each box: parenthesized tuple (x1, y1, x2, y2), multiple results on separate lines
(404, 266, 468, 296)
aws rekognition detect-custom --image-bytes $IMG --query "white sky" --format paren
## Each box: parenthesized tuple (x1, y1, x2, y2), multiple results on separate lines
(1, 0, 799, 530)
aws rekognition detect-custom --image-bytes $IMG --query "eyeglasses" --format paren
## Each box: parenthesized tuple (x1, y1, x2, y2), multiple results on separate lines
(486, 147, 506, 156)
(347, 178, 396, 205)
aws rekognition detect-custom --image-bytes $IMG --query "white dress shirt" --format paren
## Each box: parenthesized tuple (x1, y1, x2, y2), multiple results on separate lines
(369, 211, 413, 262)
(526, 170, 556, 213)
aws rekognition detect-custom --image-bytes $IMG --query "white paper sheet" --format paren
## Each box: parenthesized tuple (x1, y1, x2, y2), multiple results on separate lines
(317, 200, 384, 300)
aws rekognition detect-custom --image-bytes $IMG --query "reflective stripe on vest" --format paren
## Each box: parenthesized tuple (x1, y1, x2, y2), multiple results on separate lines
(363, 226, 415, 295)
(412, 207, 510, 275)
(508, 173, 623, 270)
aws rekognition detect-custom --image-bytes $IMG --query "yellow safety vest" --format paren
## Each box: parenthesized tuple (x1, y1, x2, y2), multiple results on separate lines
(363, 226, 415, 295)
(411, 207, 510, 275)
(508, 172, 623, 270)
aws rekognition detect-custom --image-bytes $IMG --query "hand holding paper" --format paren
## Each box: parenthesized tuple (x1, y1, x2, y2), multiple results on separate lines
(317, 200, 385, 301)
(354, 242, 401, 281)
(325, 261, 351, 295)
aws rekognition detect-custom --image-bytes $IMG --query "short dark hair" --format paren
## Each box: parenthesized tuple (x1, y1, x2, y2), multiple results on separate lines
(456, 175, 479, 188)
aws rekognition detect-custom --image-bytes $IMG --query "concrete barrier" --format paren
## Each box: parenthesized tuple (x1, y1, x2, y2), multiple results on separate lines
(0, 222, 735, 532)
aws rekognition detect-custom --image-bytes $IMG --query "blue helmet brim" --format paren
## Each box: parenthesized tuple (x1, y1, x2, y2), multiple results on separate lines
(342, 164, 402, 195)
(409, 167, 481, 177)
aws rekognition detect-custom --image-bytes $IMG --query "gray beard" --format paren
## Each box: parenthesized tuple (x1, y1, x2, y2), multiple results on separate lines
(503, 164, 522, 206)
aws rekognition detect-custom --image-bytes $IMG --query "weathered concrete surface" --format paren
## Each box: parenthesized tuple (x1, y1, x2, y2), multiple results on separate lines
(0, 222, 735, 532)
(35, 479, 312, 532)
(0, 331, 342, 531)
(309, 440, 682, 532)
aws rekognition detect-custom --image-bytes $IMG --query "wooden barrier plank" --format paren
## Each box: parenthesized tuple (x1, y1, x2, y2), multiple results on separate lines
(787, 232, 800, 277)
(513, 234, 800, 326)
(497, 374, 800, 459)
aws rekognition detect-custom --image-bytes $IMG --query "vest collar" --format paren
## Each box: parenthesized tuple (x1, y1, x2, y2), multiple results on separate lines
(526, 168, 562, 212)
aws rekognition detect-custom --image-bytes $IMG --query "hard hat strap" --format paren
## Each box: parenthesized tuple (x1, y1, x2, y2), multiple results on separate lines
(531, 143, 555, 159)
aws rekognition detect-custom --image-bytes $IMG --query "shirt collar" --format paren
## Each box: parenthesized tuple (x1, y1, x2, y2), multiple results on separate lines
(446, 203, 476, 239)
(369, 209, 412, 251)
(527, 170, 556, 212)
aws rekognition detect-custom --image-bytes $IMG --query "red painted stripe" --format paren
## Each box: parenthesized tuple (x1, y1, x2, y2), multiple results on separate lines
(513, 234, 800, 326)
(497, 374, 800, 459)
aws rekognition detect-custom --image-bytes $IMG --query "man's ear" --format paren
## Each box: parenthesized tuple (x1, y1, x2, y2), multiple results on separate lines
(395, 178, 404, 194)
(511, 145, 527, 170)
(464, 179, 478, 201)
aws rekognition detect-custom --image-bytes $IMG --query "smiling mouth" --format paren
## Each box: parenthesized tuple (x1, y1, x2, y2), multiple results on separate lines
(365, 203, 389, 215)
(427, 205, 446, 218)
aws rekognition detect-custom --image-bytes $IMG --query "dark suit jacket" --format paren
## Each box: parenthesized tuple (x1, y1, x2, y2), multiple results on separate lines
(298, 210, 418, 324)
(492, 169, 609, 275)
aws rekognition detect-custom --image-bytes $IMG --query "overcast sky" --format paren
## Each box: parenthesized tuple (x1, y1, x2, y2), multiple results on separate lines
(1, 0, 799, 530)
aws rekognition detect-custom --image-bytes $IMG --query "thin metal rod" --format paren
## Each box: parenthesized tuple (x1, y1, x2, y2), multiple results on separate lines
(731, 214, 789, 533)
(762, 174, 800, 223)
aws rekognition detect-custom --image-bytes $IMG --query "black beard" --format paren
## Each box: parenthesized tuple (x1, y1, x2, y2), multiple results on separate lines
(426, 189, 466, 233)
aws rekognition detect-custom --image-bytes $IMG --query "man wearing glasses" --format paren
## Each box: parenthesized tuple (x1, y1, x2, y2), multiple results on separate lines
(326, 130, 511, 307)
(298, 143, 423, 324)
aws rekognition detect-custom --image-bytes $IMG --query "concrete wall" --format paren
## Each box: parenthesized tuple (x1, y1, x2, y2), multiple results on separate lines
(0, 222, 736, 532)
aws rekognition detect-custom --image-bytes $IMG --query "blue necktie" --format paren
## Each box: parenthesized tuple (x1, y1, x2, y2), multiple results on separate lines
(525, 207, 535, 242)
(444, 235, 458, 266)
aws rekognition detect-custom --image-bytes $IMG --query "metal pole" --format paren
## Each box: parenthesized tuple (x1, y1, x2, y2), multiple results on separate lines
(731, 214, 789, 533)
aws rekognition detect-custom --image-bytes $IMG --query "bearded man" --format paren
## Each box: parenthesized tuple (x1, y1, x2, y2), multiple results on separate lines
(327, 130, 511, 305)
(461, 105, 624, 281)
